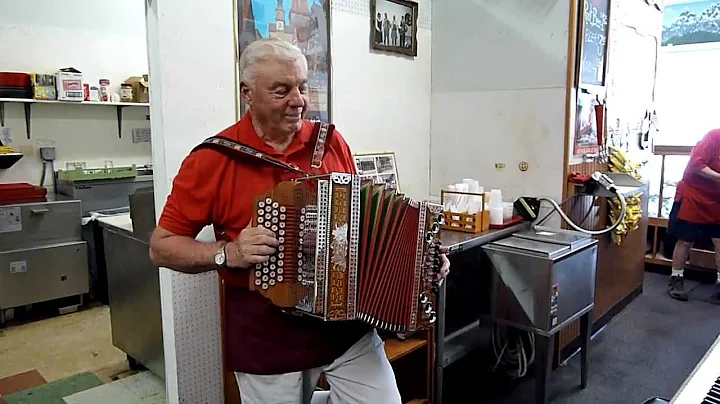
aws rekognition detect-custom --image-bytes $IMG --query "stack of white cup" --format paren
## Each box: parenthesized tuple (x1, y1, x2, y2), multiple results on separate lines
(489, 189, 504, 225)
(461, 178, 481, 214)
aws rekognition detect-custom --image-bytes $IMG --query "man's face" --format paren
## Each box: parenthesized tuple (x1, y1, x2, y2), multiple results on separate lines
(241, 58, 309, 135)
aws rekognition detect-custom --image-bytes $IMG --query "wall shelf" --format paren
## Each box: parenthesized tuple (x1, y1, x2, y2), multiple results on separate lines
(0, 98, 149, 139)
(0, 153, 23, 169)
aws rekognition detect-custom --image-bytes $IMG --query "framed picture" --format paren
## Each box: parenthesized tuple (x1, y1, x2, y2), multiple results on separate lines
(369, 0, 418, 57)
(353, 152, 400, 192)
(662, 1, 720, 47)
(573, 91, 602, 156)
(235, 0, 332, 123)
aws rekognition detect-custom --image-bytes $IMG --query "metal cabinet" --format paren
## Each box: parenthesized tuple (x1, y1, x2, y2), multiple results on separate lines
(0, 199, 88, 324)
(0, 242, 88, 310)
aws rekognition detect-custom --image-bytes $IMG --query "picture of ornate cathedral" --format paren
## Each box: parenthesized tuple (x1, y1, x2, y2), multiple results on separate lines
(237, 0, 330, 122)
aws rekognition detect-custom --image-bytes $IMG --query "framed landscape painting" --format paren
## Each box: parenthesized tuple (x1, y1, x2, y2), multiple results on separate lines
(662, 1, 720, 46)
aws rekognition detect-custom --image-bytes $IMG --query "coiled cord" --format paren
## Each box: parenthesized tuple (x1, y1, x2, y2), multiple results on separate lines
(491, 323, 535, 379)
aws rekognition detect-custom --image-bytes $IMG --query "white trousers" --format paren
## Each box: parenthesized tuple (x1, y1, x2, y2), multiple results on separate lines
(234, 329, 402, 404)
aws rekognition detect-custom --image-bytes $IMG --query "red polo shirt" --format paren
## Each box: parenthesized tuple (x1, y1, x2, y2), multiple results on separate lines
(675, 129, 720, 224)
(158, 112, 371, 374)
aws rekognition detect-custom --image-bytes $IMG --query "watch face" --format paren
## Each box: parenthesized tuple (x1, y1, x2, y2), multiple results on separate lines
(215, 251, 225, 266)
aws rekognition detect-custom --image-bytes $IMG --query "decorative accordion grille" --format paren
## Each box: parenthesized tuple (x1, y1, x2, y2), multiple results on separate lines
(315, 179, 331, 315)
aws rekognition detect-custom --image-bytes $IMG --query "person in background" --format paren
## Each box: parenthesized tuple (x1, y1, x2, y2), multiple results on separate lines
(667, 128, 720, 302)
(149, 38, 450, 404)
(375, 12, 383, 44)
(383, 13, 390, 45)
(399, 16, 407, 48)
(391, 15, 398, 46)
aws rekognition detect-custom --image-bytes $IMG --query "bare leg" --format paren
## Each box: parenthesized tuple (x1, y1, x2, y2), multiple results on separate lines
(672, 239, 693, 269)
(668, 240, 693, 301)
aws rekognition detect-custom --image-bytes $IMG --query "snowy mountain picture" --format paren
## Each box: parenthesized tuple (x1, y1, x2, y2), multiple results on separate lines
(662, 1, 720, 45)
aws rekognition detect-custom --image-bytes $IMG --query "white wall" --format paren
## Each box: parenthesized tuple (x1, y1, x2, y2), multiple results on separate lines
(430, 0, 569, 203)
(0, 0, 150, 187)
(331, 2, 432, 200)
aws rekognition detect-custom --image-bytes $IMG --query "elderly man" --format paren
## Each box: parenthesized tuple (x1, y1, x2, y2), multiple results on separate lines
(149, 37, 448, 403)
(667, 128, 720, 302)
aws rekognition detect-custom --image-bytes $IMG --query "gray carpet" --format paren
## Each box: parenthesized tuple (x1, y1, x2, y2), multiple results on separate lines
(443, 271, 720, 403)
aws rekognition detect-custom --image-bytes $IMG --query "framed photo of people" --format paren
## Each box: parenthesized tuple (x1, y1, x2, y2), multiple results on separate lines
(353, 152, 400, 192)
(370, 0, 419, 57)
(235, 0, 332, 123)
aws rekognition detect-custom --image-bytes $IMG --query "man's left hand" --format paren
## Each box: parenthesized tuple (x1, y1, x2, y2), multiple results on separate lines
(437, 247, 450, 285)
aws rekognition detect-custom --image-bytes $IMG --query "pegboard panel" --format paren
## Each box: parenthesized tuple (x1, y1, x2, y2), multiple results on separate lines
(331, 0, 432, 29)
(169, 269, 223, 403)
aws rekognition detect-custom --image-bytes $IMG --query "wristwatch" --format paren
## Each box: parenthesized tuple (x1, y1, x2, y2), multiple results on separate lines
(214, 243, 228, 268)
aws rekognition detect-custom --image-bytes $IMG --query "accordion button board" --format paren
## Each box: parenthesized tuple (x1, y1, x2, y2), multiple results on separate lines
(250, 172, 445, 333)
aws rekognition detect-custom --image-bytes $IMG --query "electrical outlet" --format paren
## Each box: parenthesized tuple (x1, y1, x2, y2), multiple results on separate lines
(40, 147, 56, 162)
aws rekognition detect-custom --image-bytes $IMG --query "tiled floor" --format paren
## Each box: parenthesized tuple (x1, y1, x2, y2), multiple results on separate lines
(63, 371, 166, 404)
(0, 305, 128, 383)
(0, 370, 46, 396)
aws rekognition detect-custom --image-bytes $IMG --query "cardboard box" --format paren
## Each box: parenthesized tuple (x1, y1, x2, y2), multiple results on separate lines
(56, 67, 83, 101)
(124, 75, 149, 103)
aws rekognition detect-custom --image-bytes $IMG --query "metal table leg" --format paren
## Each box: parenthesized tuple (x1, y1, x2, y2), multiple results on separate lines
(535, 333, 555, 404)
(580, 311, 592, 389)
(433, 281, 446, 404)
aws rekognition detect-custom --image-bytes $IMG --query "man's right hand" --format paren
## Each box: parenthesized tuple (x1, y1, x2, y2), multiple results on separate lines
(225, 226, 279, 269)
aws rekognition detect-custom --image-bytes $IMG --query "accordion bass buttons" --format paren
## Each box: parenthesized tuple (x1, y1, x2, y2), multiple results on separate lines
(431, 222, 440, 233)
(437, 213, 446, 226)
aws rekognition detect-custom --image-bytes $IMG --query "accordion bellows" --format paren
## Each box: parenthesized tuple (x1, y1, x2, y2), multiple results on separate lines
(250, 173, 445, 333)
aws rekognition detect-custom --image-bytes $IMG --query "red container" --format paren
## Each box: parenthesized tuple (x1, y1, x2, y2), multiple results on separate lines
(0, 72, 31, 87)
(0, 183, 47, 205)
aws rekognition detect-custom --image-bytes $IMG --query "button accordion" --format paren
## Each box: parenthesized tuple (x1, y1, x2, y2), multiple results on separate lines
(249, 172, 445, 333)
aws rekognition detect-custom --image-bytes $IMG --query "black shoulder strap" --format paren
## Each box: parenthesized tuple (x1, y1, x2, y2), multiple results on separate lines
(191, 122, 335, 176)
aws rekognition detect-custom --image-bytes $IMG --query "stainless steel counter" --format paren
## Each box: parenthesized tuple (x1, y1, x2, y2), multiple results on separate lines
(97, 214, 164, 379)
(440, 222, 531, 255)
(433, 221, 532, 404)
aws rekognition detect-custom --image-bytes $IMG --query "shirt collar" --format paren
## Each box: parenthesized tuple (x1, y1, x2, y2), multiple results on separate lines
(236, 111, 313, 157)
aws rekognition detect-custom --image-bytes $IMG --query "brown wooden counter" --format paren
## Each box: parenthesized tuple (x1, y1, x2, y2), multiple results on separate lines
(555, 163, 649, 365)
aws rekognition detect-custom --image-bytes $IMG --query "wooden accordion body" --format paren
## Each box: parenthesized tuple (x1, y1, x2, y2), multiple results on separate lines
(249, 173, 445, 333)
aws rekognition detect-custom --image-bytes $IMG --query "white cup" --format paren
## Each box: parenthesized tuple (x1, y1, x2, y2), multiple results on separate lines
(489, 189, 503, 209)
(490, 207, 504, 225)
(503, 202, 513, 220)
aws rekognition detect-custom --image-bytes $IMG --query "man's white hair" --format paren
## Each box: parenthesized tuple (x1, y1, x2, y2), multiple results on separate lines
(239, 38, 307, 86)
